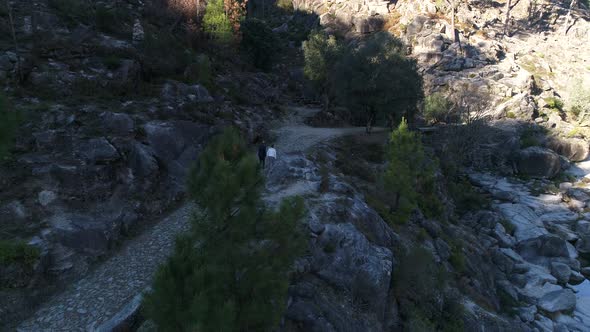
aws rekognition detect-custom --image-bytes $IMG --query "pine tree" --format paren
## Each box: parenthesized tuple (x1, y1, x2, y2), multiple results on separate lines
(144, 128, 306, 332)
(382, 118, 441, 222)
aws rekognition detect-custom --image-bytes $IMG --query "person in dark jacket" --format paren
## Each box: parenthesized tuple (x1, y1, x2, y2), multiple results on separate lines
(258, 141, 267, 168)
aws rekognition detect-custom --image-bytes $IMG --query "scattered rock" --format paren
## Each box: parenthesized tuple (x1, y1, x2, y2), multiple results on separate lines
(537, 289, 576, 314)
(38, 190, 57, 207)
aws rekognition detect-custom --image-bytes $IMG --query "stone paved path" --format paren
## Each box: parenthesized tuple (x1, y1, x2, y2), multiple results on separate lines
(16, 205, 192, 332)
(16, 106, 379, 332)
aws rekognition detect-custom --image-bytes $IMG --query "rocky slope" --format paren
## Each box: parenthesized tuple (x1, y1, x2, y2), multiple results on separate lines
(3, 0, 590, 331)
(0, 0, 299, 326)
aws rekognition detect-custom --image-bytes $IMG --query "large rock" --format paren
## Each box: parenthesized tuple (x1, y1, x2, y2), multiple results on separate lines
(497, 203, 547, 242)
(48, 213, 116, 256)
(550, 262, 572, 284)
(128, 143, 159, 178)
(286, 222, 394, 331)
(537, 289, 576, 314)
(160, 81, 213, 104)
(516, 147, 562, 178)
(517, 234, 570, 263)
(78, 138, 120, 164)
(546, 137, 589, 162)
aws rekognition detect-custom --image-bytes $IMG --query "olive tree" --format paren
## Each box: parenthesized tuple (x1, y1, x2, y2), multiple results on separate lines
(331, 32, 423, 133)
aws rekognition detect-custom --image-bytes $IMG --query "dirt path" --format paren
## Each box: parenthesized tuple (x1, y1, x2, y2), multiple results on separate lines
(16, 106, 382, 332)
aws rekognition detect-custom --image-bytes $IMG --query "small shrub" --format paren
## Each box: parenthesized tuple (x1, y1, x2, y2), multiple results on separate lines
(424, 92, 452, 124)
(276, 0, 293, 12)
(506, 111, 516, 119)
(417, 228, 429, 241)
(567, 127, 584, 138)
(500, 219, 515, 236)
(449, 245, 466, 274)
(519, 127, 541, 147)
(545, 97, 564, 111)
(240, 18, 279, 71)
(0, 240, 40, 267)
(366, 194, 398, 225)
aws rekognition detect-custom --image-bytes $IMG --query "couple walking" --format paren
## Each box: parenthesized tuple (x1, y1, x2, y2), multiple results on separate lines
(258, 141, 276, 169)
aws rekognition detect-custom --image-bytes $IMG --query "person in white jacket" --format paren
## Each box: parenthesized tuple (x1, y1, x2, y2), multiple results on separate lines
(266, 145, 277, 169)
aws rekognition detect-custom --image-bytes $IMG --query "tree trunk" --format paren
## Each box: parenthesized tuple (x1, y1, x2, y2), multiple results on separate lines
(450, 0, 456, 41)
(504, 0, 512, 37)
(366, 112, 374, 134)
(6, 0, 21, 83)
(563, 0, 578, 35)
(322, 91, 330, 111)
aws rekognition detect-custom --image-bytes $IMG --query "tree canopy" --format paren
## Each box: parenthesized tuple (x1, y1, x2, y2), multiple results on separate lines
(327, 32, 423, 132)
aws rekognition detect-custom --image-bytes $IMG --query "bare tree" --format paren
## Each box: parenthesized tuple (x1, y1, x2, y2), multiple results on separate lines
(563, 0, 578, 35)
(431, 84, 510, 173)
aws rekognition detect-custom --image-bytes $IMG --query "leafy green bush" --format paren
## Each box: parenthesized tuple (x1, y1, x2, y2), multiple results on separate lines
(95, 5, 132, 36)
(144, 128, 306, 331)
(0, 240, 40, 267)
(544, 97, 564, 111)
(203, 0, 233, 43)
(567, 78, 590, 121)
(448, 178, 489, 214)
(240, 19, 279, 71)
(424, 92, 452, 123)
(506, 111, 516, 119)
(0, 94, 20, 159)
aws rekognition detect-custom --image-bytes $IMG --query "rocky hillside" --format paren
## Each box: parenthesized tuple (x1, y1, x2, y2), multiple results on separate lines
(0, 0, 309, 326)
(2, 0, 590, 331)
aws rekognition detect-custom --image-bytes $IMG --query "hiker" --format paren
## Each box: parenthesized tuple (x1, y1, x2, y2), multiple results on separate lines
(266, 144, 277, 169)
(258, 141, 267, 168)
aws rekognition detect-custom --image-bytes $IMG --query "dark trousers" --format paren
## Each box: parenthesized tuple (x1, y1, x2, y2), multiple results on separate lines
(258, 155, 265, 168)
